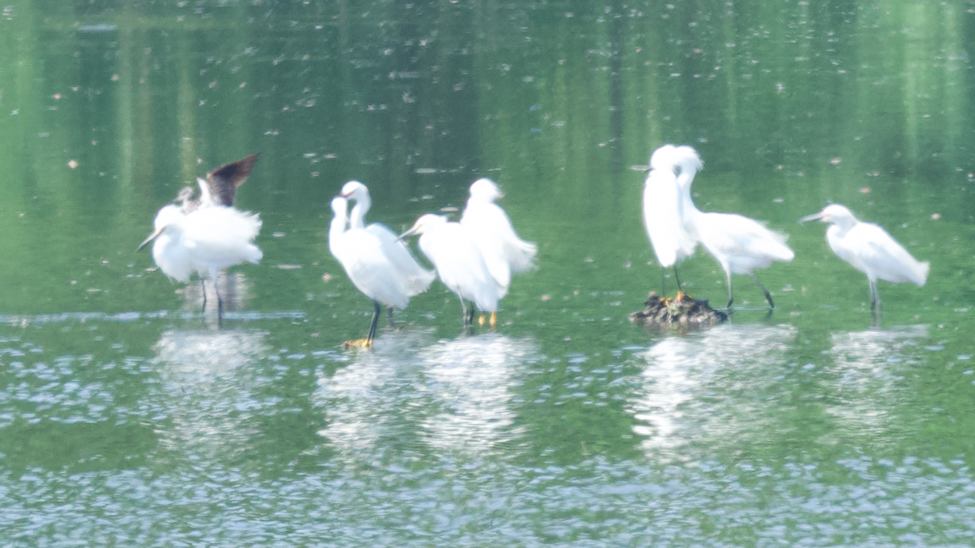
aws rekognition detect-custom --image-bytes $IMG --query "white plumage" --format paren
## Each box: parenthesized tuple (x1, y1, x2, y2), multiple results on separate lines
(643, 144, 698, 289)
(459, 178, 537, 299)
(329, 196, 432, 346)
(672, 145, 794, 309)
(140, 204, 263, 324)
(400, 213, 503, 327)
(339, 181, 435, 298)
(800, 203, 929, 313)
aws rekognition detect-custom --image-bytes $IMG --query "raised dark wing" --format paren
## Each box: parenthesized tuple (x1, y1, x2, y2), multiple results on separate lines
(205, 153, 260, 206)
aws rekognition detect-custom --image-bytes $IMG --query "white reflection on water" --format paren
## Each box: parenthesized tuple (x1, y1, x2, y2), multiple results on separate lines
(153, 328, 268, 459)
(417, 334, 534, 455)
(314, 329, 433, 455)
(629, 324, 796, 457)
(824, 324, 929, 437)
(315, 331, 536, 458)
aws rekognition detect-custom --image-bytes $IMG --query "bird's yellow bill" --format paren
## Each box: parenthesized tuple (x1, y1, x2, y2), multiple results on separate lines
(137, 227, 165, 251)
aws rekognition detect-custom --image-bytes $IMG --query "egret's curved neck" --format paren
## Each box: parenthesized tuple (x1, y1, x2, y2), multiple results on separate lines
(349, 194, 371, 229)
(676, 163, 703, 231)
(329, 203, 349, 244)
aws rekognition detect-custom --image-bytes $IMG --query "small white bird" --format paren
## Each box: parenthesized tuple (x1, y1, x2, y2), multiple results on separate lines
(460, 178, 537, 324)
(329, 197, 431, 347)
(139, 204, 263, 326)
(800, 204, 929, 316)
(400, 214, 503, 329)
(672, 146, 794, 309)
(643, 145, 698, 292)
(339, 181, 435, 300)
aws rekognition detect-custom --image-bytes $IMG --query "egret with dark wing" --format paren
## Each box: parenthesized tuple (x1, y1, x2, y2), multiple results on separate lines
(799, 204, 929, 318)
(643, 144, 698, 292)
(460, 178, 537, 325)
(139, 204, 263, 326)
(329, 197, 431, 348)
(400, 214, 503, 329)
(673, 146, 794, 309)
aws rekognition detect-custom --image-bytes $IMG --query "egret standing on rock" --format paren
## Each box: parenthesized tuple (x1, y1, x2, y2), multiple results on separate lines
(139, 204, 263, 326)
(460, 178, 537, 326)
(400, 214, 503, 330)
(329, 197, 433, 348)
(672, 146, 794, 309)
(799, 204, 929, 318)
(643, 144, 698, 293)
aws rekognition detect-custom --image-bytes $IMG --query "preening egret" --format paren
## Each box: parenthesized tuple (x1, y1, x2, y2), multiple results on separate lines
(400, 214, 503, 329)
(139, 204, 263, 326)
(643, 144, 698, 292)
(329, 197, 432, 347)
(339, 180, 436, 304)
(799, 204, 929, 316)
(460, 178, 537, 325)
(672, 146, 794, 309)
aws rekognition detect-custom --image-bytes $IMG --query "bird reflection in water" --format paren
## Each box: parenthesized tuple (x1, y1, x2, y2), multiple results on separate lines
(314, 329, 433, 456)
(823, 325, 929, 438)
(417, 334, 534, 455)
(629, 324, 796, 458)
(315, 331, 536, 458)
(152, 328, 269, 461)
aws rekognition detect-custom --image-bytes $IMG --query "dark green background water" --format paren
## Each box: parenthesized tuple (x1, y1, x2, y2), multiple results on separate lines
(1, 1, 974, 545)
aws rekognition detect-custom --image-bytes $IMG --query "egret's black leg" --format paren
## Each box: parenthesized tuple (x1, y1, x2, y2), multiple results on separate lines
(726, 271, 735, 309)
(673, 265, 683, 293)
(869, 280, 882, 328)
(459, 297, 470, 328)
(367, 301, 382, 344)
(387, 306, 395, 327)
(200, 279, 208, 313)
(215, 277, 223, 328)
(750, 273, 774, 309)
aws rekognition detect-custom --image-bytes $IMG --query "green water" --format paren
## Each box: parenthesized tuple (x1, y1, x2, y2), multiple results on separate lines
(1, 1, 974, 546)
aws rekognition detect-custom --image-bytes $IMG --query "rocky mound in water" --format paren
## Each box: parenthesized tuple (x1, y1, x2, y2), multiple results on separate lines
(629, 291, 727, 328)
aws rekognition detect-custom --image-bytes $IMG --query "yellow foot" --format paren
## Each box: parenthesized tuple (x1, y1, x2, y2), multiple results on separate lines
(478, 315, 485, 326)
(489, 311, 497, 327)
(676, 290, 685, 301)
(342, 338, 373, 350)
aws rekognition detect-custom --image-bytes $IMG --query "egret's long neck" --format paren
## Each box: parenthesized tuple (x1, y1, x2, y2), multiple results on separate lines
(349, 194, 371, 229)
(676, 163, 703, 234)
(329, 203, 349, 246)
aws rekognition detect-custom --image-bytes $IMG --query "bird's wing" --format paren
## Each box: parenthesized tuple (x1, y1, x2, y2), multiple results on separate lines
(462, 202, 537, 276)
(366, 223, 436, 296)
(205, 154, 260, 206)
(335, 229, 412, 308)
(855, 224, 928, 285)
(701, 213, 794, 263)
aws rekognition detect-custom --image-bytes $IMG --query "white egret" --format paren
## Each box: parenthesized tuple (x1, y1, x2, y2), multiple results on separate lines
(643, 144, 698, 292)
(329, 197, 431, 347)
(799, 204, 929, 316)
(339, 180, 436, 304)
(672, 146, 794, 309)
(399, 214, 503, 328)
(139, 204, 263, 326)
(459, 178, 537, 325)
